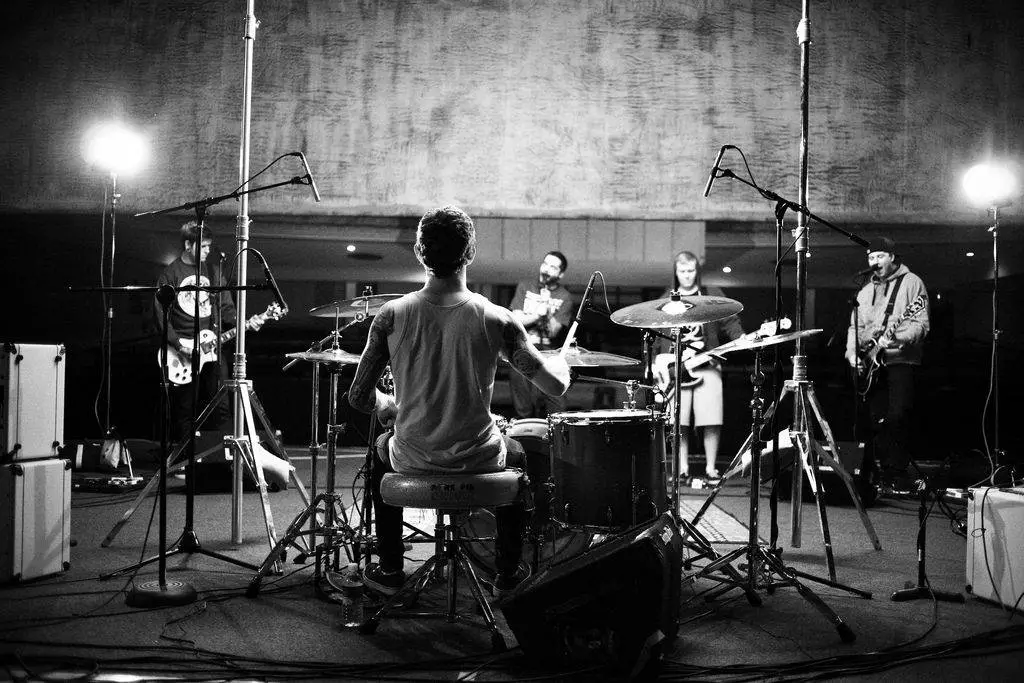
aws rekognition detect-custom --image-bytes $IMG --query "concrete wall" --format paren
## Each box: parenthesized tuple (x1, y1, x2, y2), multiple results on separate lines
(1, 0, 1021, 223)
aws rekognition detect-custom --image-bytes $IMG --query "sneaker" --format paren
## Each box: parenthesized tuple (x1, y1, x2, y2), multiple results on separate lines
(363, 563, 406, 597)
(705, 468, 721, 480)
(492, 565, 530, 602)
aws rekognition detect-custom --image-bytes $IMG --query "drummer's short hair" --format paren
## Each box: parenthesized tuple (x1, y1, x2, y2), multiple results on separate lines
(415, 206, 476, 277)
(180, 221, 214, 246)
(672, 250, 702, 288)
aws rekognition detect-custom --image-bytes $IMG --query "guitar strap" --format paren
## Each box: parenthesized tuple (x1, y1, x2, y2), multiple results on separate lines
(878, 274, 906, 331)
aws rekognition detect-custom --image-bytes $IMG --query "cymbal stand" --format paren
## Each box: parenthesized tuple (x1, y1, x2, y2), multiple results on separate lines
(654, 313, 760, 605)
(684, 345, 859, 642)
(248, 358, 357, 598)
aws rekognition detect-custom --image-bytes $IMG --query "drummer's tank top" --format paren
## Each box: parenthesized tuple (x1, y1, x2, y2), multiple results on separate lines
(387, 290, 506, 474)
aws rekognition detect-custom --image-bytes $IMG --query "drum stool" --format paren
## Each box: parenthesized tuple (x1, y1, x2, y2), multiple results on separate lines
(358, 470, 524, 651)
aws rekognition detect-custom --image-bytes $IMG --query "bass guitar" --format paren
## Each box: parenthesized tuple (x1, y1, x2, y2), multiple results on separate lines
(158, 303, 287, 385)
(857, 294, 927, 396)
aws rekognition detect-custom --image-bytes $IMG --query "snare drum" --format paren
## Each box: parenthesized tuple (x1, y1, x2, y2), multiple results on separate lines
(549, 409, 666, 530)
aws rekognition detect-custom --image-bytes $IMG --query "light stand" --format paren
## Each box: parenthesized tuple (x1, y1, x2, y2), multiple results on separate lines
(987, 205, 1004, 469)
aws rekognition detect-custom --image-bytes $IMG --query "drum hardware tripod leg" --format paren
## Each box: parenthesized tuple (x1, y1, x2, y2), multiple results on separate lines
(684, 348, 861, 642)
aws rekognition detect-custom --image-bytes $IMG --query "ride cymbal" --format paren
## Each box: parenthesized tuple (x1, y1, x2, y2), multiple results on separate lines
(610, 294, 743, 328)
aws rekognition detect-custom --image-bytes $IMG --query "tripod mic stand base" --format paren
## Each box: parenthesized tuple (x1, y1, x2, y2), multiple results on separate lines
(891, 583, 964, 603)
(125, 579, 197, 608)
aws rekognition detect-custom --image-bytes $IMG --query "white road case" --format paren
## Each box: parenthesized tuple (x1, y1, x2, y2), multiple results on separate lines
(1, 343, 66, 460)
(0, 458, 72, 582)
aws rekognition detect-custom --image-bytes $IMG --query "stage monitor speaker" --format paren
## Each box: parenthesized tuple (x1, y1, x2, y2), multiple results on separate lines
(190, 430, 291, 493)
(501, 512, 683, 679)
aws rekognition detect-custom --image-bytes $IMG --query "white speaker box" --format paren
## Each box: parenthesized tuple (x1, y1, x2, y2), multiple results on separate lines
(1, 343, 66, 460)
(966, 486, 1024, 611)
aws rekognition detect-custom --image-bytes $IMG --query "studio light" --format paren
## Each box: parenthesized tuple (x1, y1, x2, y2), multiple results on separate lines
(84, 122, 148, 176)
(962, 162, 1017, 208)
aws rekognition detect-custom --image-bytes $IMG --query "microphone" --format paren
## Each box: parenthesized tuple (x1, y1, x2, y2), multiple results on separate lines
(702, 145, 729, 198)
(215, 248, 226, 262)
(856, 265, 880, 277)
(574, 271, 598, 324)
(296, 151, 322, 202)
(263, 262, 289, 312)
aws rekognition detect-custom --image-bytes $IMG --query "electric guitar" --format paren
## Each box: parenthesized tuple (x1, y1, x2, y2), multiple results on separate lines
(654, 319, 791, 398)
(857, 294, 927, 396)
(158, 303, 287, 385)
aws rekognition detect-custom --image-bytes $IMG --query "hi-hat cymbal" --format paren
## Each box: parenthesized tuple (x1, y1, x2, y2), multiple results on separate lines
(610, 295, 743, 328)
(540, 346, 641, 367)
(730, 328, 823, 350)
(284, 349, 362, 365)
(309, 294, 402, 318)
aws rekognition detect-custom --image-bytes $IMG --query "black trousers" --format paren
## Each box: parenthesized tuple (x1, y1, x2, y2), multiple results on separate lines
(369, 431, 527, 576)
(865, 364, 916, 473)
(168, 359, 229, 444)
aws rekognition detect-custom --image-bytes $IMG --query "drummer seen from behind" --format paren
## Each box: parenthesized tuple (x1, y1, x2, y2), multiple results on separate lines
(347, 205, 571, 598)
(507, 250, 574, 418)
(652, 250, 744, 484)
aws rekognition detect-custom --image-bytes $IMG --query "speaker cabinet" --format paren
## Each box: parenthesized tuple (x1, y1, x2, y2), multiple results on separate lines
(966, 487, 1024, 610)
(501, 512, 683, 678)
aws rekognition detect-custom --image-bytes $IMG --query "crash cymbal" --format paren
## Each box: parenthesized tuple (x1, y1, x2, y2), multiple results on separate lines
(309, 294, 402, 318)
(284, 349, 362, 365)
(540, 346, 641, 367)
(610, 295, 743, 328)
(729, 328, 823, 350)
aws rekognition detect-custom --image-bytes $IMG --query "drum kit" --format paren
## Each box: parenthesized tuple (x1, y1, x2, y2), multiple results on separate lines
(246, 286, 832, 595)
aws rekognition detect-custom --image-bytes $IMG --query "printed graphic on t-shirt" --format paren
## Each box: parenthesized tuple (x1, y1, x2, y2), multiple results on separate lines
(176, 274, 212, 319)
(522, 289, 565, 346)
(677, 324, 705, 359)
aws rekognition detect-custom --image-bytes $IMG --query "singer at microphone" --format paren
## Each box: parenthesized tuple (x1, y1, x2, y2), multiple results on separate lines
(507, 250, 573, 419)
(855, 264, 880, 277)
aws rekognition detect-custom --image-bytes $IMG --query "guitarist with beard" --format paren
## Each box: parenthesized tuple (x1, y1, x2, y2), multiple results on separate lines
(845, 237, 929, 494)
(154, 221, 262, 446)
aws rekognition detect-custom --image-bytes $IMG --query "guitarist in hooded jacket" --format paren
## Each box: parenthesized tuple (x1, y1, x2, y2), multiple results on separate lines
(154, 221, 261, 445)
(845, 237, 930, 492)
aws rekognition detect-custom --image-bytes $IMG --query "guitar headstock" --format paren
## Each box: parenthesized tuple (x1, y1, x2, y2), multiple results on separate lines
(265, 303, 288, 321)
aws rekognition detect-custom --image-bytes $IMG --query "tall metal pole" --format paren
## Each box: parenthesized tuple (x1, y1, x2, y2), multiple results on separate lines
(789, 0, 812, 540)
(232, 0, 257, 543)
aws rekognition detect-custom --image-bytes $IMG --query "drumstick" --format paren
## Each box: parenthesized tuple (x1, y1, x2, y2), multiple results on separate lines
(559, 320, 580, 355)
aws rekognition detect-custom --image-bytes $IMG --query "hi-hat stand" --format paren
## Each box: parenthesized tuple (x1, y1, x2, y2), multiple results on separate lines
(248, 340, 363, 599)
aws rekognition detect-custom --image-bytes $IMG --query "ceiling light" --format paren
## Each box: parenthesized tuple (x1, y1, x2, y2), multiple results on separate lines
(346, 244, 356, 253)
(966, 251, 974, 257)
(722, 266, 732, 273)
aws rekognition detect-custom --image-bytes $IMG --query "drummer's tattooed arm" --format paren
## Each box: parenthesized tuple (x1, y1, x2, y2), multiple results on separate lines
(348, 306, 394, 415)
(502, 315, 542, 379)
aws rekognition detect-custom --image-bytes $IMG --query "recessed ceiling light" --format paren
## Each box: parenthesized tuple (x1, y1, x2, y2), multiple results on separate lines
(966, 251, 975, 257)
(346, 244, 356, 253)
(722, 266, 732, 273)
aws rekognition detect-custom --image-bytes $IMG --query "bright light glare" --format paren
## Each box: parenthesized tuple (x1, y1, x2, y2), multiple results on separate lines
(962, 162, 1017, 208)
(721, 266, 732, 273)
(346, 244, 356, 253)
(84, 122, 147, 175)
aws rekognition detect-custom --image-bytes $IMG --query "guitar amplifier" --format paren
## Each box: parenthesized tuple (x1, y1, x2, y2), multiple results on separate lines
(1, 343, 66, 461)
(0, 458, 72, 582)
(501, 513, 683, 678)
(966, 487, 1024, 610)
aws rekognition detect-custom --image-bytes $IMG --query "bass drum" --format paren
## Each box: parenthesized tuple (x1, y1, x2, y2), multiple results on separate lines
(459, 418, 593, 580)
